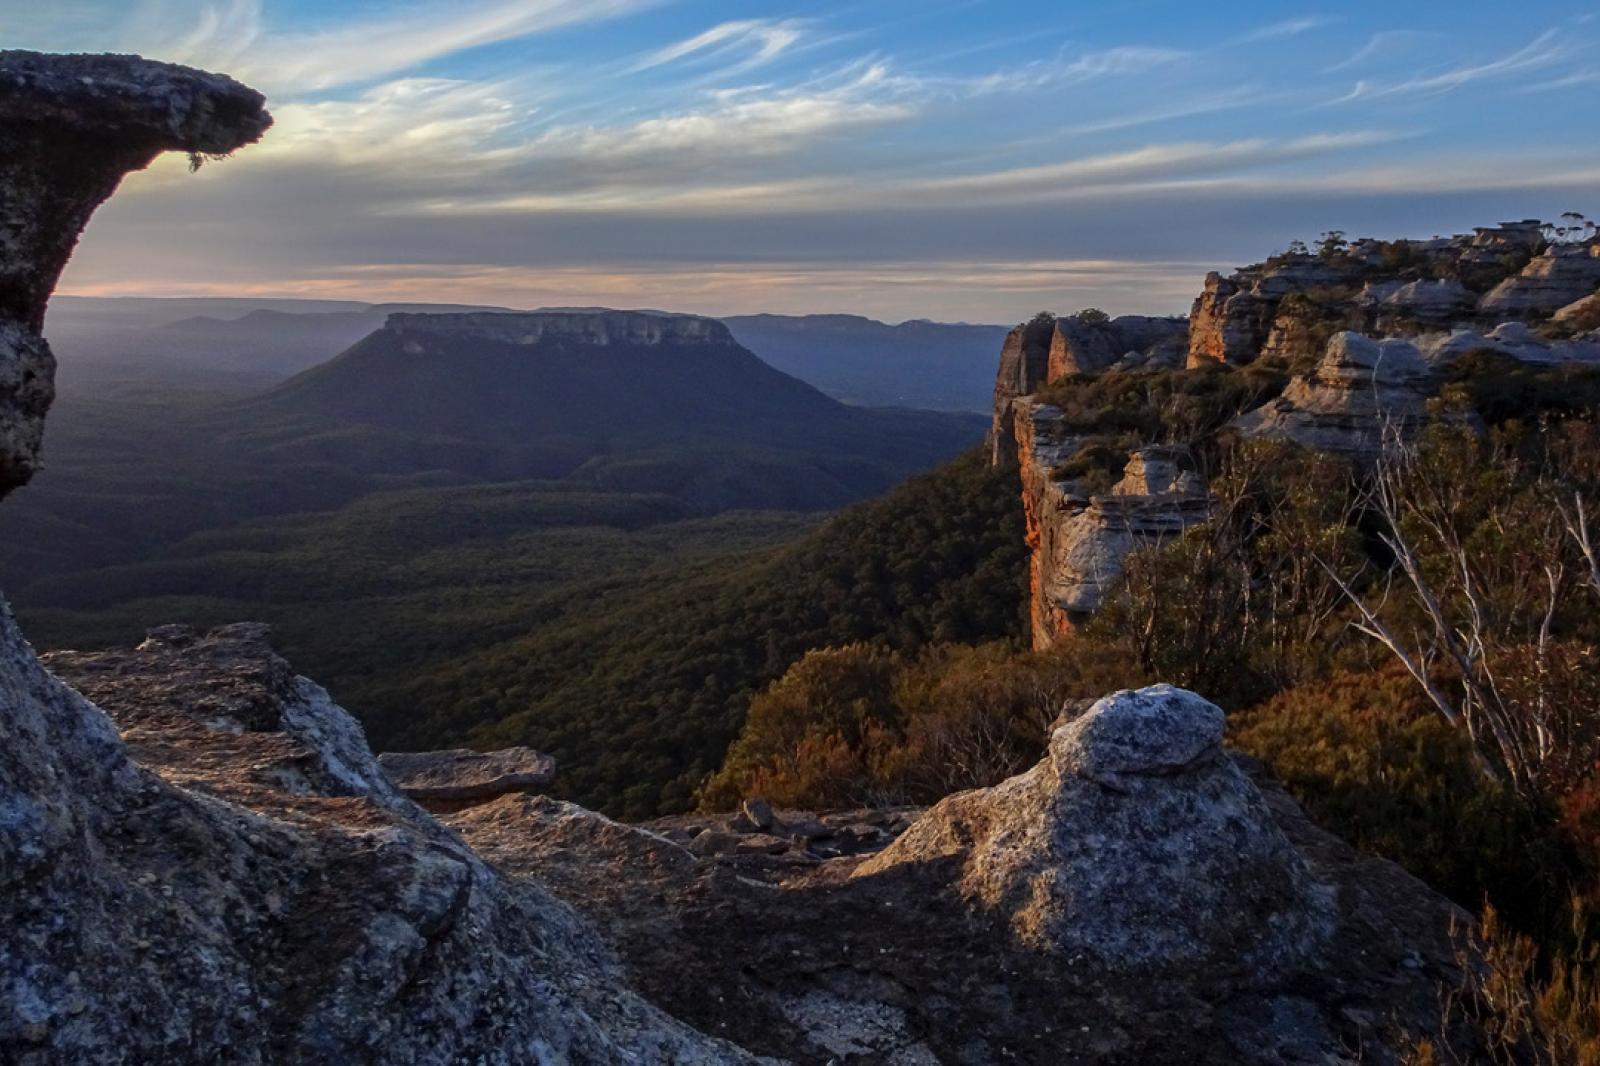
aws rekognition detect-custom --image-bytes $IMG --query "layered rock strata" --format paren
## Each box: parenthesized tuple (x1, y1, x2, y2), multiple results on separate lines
(1232, 332, 1440, 455)
(991, 312, 1187, 466)
(1479, 242, 1600, 318)
(989, 314, 1057, 465)
(1185, 221, 1563, 369)
(1014, 404, 1209, 646)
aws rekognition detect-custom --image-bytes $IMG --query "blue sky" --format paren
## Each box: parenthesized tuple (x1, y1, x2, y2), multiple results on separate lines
(13, 0, 1600, 322)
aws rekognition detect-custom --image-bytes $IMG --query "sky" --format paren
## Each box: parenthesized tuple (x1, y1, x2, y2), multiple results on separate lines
(11, 0, 1600, 323)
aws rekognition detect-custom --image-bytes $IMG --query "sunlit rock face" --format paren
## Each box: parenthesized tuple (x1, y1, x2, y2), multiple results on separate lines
(989, 315, 1057, 467)
(0, 51, 271, 498)
(1012, 405, 1209, 647)
(1232, 332, 1440, 457)
(1478, 243, 1600, 319)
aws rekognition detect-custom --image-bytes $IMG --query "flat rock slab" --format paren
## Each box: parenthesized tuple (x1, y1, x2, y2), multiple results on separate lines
(379, 746, 556, 810)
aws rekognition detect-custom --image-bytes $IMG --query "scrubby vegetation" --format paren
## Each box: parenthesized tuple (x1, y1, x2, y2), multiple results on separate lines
(1035, 364, 1288, 489)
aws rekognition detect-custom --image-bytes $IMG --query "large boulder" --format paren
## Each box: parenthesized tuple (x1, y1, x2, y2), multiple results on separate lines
(854, 685, 1334, 974)
(379, 746, 557, 813)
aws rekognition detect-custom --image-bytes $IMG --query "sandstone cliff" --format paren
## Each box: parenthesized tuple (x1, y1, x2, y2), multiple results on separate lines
(990, 311, 1186, 467)
(1185, 220, 1569, 369)
(995, 218, 1600, 647)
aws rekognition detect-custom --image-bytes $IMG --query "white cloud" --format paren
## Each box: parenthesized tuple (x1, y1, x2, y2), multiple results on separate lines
(1234, 16, 1331, 45)
(964, 45, 1190, 95)
(1324, 30, 1430, 73)
(1329, 28, 1574, 102)
(891, 132, 1409, 206)
(228, 0, 660, 93)
(632, 19, 809, 76)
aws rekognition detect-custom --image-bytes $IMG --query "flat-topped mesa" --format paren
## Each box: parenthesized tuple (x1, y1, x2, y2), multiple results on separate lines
(0, 51, 270, 498)
(385, 309, 738, 349)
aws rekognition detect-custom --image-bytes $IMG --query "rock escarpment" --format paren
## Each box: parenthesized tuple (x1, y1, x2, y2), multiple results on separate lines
(990, 312, 1185, 466)
(1017, 433, 1209, 646)
(1185, 220, 1560, 369)
(0, 51, 753, 1065)
(1007, 358, 1211, 645)
(0, 51, 270, 498)
(996, 219, 1600, 647)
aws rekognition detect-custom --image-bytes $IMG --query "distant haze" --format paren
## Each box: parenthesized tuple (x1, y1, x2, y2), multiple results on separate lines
(16, 1, 1600, 321)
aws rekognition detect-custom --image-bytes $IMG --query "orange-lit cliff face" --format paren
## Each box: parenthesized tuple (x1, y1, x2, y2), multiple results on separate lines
(987, 311, 1199, 648)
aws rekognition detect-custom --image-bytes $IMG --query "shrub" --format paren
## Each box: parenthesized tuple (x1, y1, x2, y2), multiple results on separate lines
(1232, 666, 1571, 933)
(700, 639, 1147, 810)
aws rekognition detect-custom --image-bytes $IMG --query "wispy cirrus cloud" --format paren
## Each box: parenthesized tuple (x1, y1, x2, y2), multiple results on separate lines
(1329, 28, 1575, 102)
(1324, 30, 1431, 73)
(32, 0, 1600, 322)
(963, 44, 1190, 95)
(124, 0, 664, 93)
(632, 18, 810, 76)
(890, 131, 1409, 206)
(1233, 16, 1332, 45)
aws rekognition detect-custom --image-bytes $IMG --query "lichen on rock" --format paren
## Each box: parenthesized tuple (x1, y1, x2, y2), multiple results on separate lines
(855, 685, 1335, 974)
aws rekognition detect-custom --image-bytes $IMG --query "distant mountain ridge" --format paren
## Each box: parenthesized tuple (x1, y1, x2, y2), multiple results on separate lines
(47, 297, 1009, 410)
(723, 313, 1010, 412)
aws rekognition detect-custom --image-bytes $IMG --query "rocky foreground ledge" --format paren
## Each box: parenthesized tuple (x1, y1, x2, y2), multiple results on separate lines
(12, 619, 1480, 1063)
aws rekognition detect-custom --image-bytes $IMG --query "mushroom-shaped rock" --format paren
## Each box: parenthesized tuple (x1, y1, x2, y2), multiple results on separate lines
(0, 51, 270, 498)
(378, 746, 556, 812)
(855, 685, 1334, 975)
